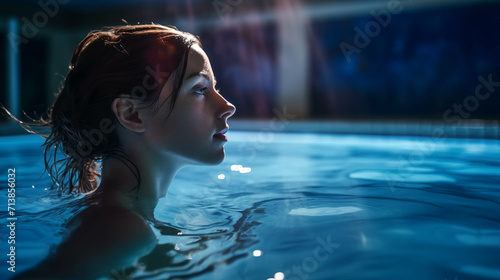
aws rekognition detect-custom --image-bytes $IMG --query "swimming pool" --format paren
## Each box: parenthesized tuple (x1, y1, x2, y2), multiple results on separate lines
(1, 130, 500, 279)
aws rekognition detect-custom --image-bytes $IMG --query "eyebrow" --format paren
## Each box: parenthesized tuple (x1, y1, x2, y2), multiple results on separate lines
(185, 71, 217, 85)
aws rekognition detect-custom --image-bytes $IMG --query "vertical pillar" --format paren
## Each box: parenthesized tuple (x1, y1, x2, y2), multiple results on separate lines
(7, 17, 20, 118)
(276, 0, 310, 118)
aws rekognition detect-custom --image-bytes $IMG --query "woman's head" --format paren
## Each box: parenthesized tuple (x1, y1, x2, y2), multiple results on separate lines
(122, 43, 236, 166)
(21, 24, 235, 194)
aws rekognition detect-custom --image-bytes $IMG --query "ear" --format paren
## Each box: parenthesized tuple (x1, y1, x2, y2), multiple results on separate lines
(111, 98, 146, 133)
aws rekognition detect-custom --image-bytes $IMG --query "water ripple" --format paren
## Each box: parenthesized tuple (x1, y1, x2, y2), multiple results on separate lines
(349, 170, 456, 183)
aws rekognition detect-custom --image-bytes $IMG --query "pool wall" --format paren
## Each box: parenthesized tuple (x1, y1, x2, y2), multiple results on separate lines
(229, 119, 500, 139)
(2, 119, 499, 139)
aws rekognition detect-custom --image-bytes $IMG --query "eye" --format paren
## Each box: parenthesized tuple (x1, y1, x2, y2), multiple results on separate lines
(193, 87, 208, 95)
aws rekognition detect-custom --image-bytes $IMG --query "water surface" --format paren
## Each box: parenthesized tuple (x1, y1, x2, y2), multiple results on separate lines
(1, 132, 499, 280)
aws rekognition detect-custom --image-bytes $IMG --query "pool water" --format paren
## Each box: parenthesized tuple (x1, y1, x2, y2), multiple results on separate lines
(1, 131, 500, 280)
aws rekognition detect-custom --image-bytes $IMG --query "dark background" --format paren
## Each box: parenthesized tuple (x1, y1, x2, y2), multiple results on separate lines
(1, 0, 499, 122)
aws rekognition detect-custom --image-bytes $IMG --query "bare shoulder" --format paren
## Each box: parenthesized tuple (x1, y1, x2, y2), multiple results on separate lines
(63, 204, 157, 260)
(79, 204, 156, 238)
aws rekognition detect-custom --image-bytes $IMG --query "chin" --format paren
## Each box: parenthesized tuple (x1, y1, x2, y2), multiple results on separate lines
(206, 150, 226, 165)
(190, 149, 226, 166)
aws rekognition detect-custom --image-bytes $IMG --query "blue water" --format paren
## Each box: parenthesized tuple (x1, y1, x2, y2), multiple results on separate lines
(1, 131, 500, 280)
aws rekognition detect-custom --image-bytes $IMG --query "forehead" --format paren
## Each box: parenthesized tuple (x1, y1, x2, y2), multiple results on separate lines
(185, 44, 212, 78)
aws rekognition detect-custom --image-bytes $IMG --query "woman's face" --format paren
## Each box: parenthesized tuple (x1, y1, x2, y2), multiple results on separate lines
(141, 44, 236, 165)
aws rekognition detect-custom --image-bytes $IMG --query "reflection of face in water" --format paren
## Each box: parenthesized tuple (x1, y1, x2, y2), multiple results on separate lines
(174, 208, 209, 227)
(136, 202, 266, 277)
(140, 44, 236, 166)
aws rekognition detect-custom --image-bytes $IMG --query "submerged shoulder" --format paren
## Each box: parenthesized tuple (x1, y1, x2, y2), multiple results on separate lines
(15, 205, 157, 279)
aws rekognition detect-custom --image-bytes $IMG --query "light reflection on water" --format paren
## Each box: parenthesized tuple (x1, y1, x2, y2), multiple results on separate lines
(1, 132, 500, 279)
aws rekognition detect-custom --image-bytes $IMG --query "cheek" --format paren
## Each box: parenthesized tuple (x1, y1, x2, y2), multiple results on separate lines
(170, 103, 213, 141)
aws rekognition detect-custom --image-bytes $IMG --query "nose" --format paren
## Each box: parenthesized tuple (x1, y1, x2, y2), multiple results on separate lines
(219, 101, 236, 120)
(217, 93, 236, 120)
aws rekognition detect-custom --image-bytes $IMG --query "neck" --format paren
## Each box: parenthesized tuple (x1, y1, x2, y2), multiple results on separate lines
(97, 151, 182, 221)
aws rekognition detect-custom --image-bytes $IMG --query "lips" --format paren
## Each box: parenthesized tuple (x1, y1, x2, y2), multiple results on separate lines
(213, 126, 229, 141)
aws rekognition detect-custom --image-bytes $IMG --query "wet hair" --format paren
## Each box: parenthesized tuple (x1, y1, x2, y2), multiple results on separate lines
(1, 24, 200, 194)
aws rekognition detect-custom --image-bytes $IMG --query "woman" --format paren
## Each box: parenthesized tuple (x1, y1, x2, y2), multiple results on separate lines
(8, 24, 236, 279)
